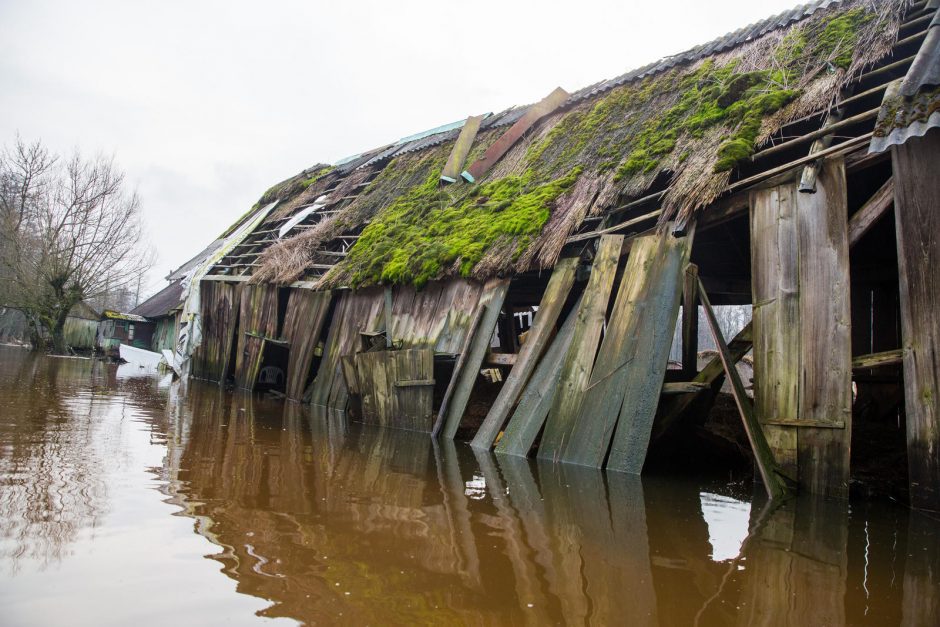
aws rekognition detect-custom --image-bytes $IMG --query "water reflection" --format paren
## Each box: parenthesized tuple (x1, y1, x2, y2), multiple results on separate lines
(160, 383, 940, 626)
(1, 348, 939, 626)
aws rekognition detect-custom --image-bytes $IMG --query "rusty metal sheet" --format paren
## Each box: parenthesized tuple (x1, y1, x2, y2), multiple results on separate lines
(462, 87, 569, 182)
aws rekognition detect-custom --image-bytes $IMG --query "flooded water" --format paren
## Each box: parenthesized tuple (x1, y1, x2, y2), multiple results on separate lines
(0, 346, 937, 626)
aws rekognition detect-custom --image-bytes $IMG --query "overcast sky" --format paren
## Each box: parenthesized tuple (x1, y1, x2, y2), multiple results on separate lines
(0, 0, 799, 298)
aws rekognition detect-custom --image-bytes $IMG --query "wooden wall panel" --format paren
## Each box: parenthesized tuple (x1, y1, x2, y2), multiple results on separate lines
(282, 289, 333, 401)
(749, 158, 852, 498)
(234, 284, 279, 389)
(892, 131, 940, 513)
(193, 281, 242, 383)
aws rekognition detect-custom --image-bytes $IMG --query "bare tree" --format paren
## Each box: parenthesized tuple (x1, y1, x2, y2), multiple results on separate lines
(0, 136, 153, 353)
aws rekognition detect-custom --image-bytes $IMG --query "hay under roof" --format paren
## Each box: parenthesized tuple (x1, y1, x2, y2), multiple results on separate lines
(218, 0, 916, 289)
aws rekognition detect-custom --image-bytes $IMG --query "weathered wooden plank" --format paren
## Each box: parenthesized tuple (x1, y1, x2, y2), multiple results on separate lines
(282, 289, 333, 401)
(661, 382, 710, 394)
(852, 349, 904, 370)
(462, 87, 569, 182)
(606, 229, 694, 474)
(340, 355, 360, 395)
(484, 352, 518, 366)
(234, 284, 279, 389)
(681, 263, 699, 379)
(538, 235, 622, 461)
(892, 132, 940, 513)
(847, 178, 894, 247)
(795, 158, 852, 499)
(440, 114, 485, 182)
(434, 278, 509, 439)
(471, 258, 579, 450)
(700, 278, 788, 500)
(751, 184, 800, 481)
(193, 281, 242, 383)
(495, 298, 580, 457)
(550, 236, 660, 467)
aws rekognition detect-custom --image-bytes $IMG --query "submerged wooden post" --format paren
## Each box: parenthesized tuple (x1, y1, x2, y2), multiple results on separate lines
(892, 131, 940, 513)
(681, 263, 699, 380)
(749, 157, 852, 499)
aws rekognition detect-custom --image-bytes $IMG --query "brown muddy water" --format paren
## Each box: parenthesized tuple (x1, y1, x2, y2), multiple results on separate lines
(0, 346, 937, 626)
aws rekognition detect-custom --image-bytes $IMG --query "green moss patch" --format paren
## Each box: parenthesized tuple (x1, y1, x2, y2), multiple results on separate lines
(344, 166, 581, 288)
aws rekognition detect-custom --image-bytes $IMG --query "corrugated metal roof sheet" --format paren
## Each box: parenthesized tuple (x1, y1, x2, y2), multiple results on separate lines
(870, 4, 940, 152)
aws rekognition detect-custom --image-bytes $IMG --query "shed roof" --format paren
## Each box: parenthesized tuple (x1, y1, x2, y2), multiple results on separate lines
(131, 281, 184, 319)
(195, 0, 931, 290)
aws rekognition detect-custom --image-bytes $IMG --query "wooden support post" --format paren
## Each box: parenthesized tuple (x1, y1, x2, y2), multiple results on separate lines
(682, 264, 700, 380)
(799, 109, 844, 192)
(384, 285, 393, 348)
(699, 278, 789, 500)
(847, 178, 895, 247)
(892, 131, 940, 513)
(471, 258, 578, 450)
(750, 158, 853, 499)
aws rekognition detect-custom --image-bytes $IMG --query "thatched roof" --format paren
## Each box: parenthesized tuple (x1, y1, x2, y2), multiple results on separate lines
(204, 0, 921, 289)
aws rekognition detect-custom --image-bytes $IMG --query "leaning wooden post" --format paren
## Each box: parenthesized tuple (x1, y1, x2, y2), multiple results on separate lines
(681, 264, 700, 380)
(698, 277, 789, 500)
(892, 130, 940, 513)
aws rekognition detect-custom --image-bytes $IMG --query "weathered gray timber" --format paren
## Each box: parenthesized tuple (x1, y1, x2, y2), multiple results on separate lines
(471, 258, 578, 450)
(681, 264, 699, 379)
(606, 229, 693, 473)
(537, 235, 622, 461)
(699, 277, 788, 499)
(282, 289, 333, 401)
(306, 288, 385, 409)
(892, 130, 940, 513)
(355, 347, 435, 431)
(436, 279, 509, 439)
(192, 281, 242, 382)
(750, 158, 852, 499)
(847, 178, 894, 246)
(234, 284, 279, 389)
(494, 297, 580, 457)
(546, 235, 659, 466)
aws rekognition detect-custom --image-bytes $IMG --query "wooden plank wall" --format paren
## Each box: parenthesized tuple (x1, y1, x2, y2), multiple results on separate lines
(892, 131, 940, 513)
(355, 348, 435, 431)
(750, 157, 852, 499)
(281, 289, 333, 401)
(306, 287, 385, 409)
(389, 279, 484, 353)
(234, 284, 279, 389)
(193, 280, 242, 383)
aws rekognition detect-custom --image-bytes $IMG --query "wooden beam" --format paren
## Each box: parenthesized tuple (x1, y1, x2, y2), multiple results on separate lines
(699, 277, 789, 500)
(471, 257, 578, 450)
(565, 209, 662, 244)
(485, 352, 517, 366)
(462, 87, 569, 182)
(440, 114, 485, 182)
(851, 348, 903, 370)
(661, 382, 710, 394)
(847, 178, 894, 247)
(682, 264, 700, 380)
(753, 108, 875, 162)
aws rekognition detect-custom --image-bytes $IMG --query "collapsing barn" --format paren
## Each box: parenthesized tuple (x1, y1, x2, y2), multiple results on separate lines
(176, 0, 940, 510)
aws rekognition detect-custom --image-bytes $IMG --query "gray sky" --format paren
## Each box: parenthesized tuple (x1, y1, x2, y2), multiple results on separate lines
(0, 0, 799, 297)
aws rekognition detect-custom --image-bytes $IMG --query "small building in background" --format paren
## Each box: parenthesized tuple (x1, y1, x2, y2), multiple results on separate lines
(62, 301, 100, 351)
(98, 310, 154, 357)
(129, 281, 184, 353)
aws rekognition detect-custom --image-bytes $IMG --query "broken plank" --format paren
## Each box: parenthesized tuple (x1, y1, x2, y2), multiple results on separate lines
(462, 87, 569, 182)
(852, 348, 903, 370)
(485, 352, 518, 366)
(538, 234, 622, 461)
(661, 382, 710, 394)
(699, 277, 789, 500)
(471, 257, 579, 450)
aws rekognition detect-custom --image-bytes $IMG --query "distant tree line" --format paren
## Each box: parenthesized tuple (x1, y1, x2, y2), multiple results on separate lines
(0, 136, 153, 353)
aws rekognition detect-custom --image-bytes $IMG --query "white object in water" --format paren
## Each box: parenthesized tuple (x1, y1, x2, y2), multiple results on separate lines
(119, 343, 164, 369)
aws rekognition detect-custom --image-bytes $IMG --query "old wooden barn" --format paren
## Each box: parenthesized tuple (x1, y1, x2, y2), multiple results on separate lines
(169, 0, 940, 511)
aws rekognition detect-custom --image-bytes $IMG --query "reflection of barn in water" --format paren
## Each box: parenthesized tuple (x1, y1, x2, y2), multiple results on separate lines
(159, 382, 940, 625)
(167, 0, 938, 510)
